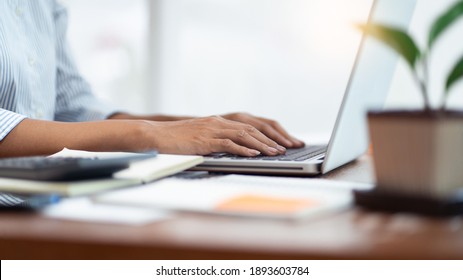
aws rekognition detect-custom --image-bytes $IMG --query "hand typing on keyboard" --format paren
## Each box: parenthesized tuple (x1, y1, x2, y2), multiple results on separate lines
(134, 114, 305, 158)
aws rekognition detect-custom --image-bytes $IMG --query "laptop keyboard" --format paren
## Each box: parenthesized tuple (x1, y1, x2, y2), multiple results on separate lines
(210, 145, 327, 162)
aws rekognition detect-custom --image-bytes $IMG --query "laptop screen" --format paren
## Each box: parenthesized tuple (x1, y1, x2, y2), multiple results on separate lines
(322, 0, 417, 173)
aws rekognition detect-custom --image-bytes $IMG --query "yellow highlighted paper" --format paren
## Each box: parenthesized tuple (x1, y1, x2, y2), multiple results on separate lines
(215, 194, 318, 215)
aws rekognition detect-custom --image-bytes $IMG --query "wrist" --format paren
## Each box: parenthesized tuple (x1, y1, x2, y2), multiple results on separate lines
(65, 120, 157, 153)
(104, 120, 156, 152)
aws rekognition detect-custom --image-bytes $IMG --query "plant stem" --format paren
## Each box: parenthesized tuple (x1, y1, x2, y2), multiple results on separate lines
(412, 70, 431, 111)
(424, 51, 446, 111)
(422, 53, 434, 111)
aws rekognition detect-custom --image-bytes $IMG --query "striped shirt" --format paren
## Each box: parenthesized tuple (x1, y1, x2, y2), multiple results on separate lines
(0, 0, 117, 142)
(0, 192, 25, 207)
(0, 0, 119, 207)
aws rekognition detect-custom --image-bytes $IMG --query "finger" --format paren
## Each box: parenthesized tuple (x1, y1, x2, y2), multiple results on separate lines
(257, 122, 295, 148)
(221, 119, 286, 154)
(257, 117, 305, 148)
(221, 129, 281, 156)
(220, 113, 303, 147)
(232, 123, 287, 154)
(232, 115, 294, 147)
(289, 136, 305, 147)
(209, 139, 261, 157)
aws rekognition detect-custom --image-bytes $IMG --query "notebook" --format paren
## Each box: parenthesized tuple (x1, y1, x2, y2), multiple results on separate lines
(0, 149, 204, 196)
(192, 0, 417, 176)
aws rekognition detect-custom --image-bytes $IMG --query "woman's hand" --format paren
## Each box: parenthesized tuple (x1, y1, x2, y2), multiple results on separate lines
(143, 116, 290, 157)
(111, 112, 305, 156)
(221, 113, 304, 148)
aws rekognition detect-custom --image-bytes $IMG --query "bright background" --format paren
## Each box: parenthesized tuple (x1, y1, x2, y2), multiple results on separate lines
(64, 0, 463, 137)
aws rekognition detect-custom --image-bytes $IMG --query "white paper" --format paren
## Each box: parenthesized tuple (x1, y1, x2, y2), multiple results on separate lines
(42, 197, 172, 226)
(49, 148, 142, 159)
(95, 175, 374, 219)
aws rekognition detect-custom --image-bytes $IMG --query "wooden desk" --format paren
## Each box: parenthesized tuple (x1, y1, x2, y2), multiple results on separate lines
(1, 156, 463, 259)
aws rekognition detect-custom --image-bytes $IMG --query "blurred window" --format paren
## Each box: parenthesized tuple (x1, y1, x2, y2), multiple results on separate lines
(65, 0, 148, 113)
(156, 0, 373, 135)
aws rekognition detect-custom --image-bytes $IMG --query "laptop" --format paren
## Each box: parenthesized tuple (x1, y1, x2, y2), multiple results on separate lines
(193, 0, 417, 176)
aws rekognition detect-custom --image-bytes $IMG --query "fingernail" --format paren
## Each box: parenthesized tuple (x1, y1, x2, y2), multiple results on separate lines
(267, 147, 279, 154)
(250, 149, 261, 156)
(276, 145, 286, 153)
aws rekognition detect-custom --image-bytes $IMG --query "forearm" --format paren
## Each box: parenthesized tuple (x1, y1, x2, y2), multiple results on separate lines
(109, 113, 193, 122)
(0, 119, 149, 157)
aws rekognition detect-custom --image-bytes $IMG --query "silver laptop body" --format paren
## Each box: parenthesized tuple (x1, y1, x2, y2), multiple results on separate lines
(194, 0, 417, 176)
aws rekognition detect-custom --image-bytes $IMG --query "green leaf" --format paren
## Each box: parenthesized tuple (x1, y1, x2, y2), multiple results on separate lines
(428, 1, 463, 49)
(357, 24, 421, 69)
(446, 55, 463, 93)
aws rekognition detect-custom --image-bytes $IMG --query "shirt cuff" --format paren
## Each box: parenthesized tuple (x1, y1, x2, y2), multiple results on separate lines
(0, 110, 27, 141)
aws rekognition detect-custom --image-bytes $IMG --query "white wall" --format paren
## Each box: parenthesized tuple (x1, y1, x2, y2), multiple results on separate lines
(65, 0, 148, 113)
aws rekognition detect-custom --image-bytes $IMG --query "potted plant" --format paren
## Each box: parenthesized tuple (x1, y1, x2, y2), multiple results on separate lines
(358, 1, 463, 198)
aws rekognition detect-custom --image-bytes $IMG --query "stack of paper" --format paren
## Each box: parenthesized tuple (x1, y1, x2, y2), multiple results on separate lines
(94, 175, 373, 219)
(0, 149, 203, 196)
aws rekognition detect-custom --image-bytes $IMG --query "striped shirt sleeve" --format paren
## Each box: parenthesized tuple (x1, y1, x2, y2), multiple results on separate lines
(0, 192, 25, 207)
(0, 110, 27, 205)
(0, 109, 27, 141)
(52, 1, 119, 122)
